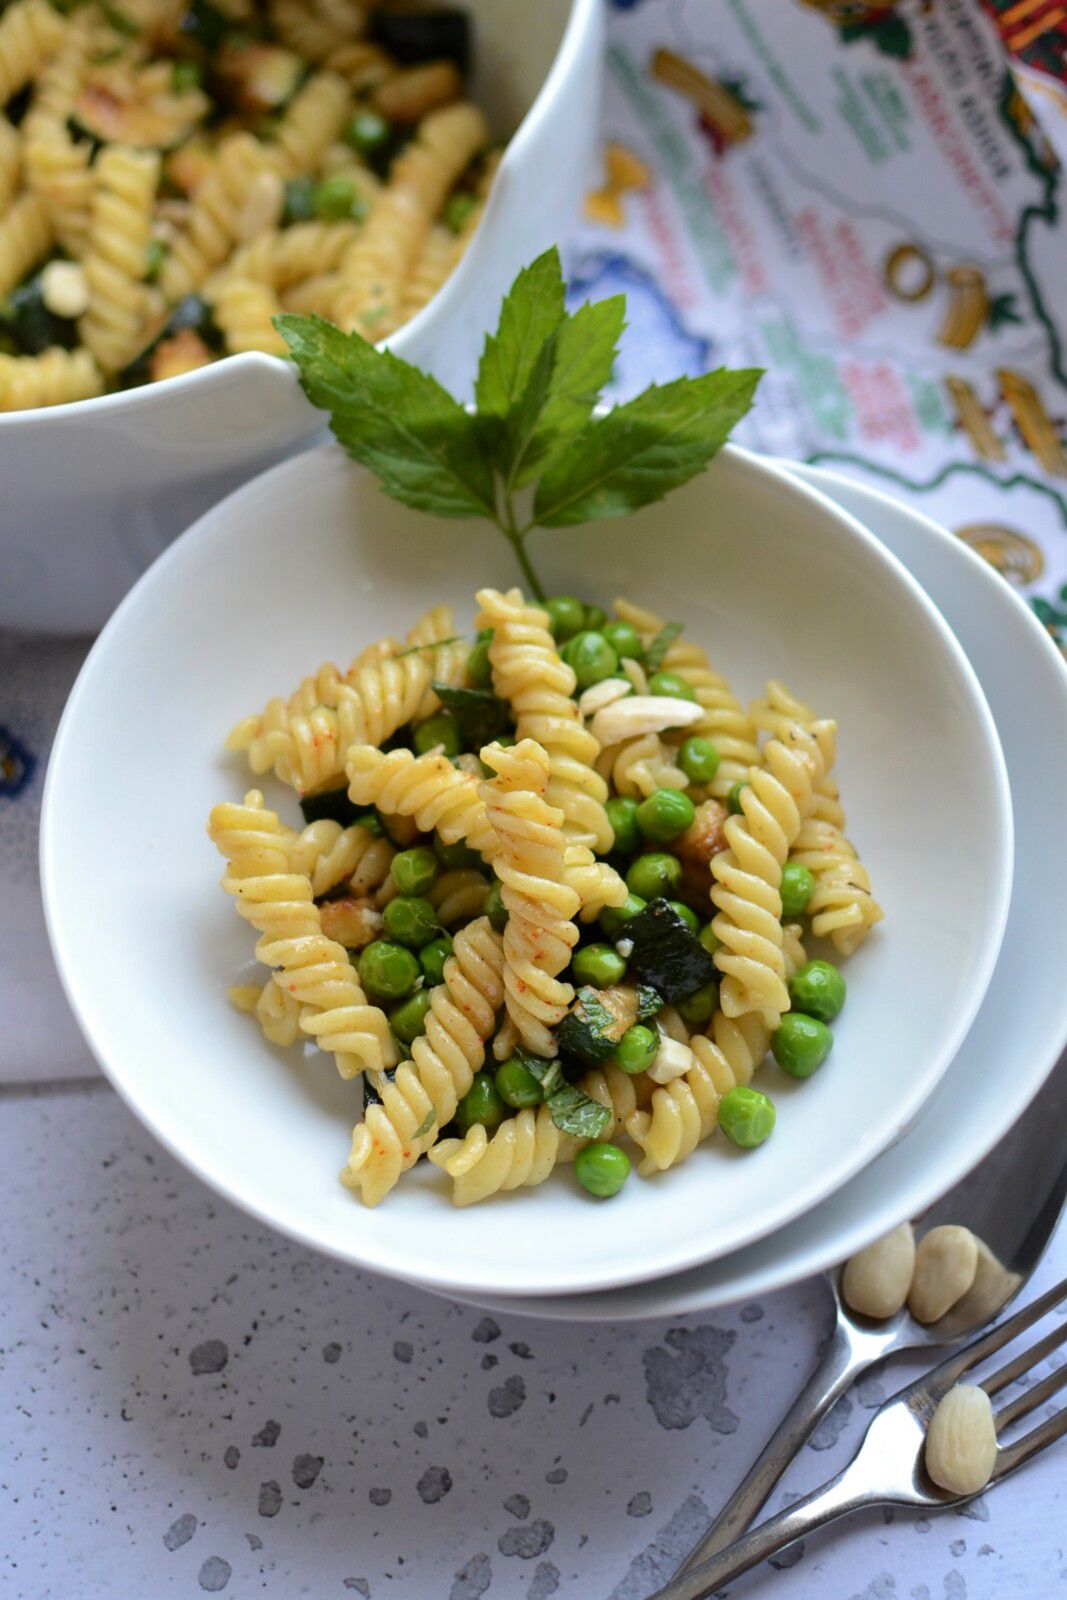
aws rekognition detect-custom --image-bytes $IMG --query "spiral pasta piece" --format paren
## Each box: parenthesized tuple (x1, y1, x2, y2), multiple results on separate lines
(0, 190, 52, 299)
(0, 346, 103, 410)
(480, 739, 580, 1057)
(347, 745, 498, 855)
(207, 790, 395, 1078)
(210, 275, 286, 355)
(230, 975, 305, 1047)
(161, 132, 279, 300)
(229, 652, 432, 794)
(404, 601, 468, 720)
(289, 818, 395, 898)
(594, 731, 688, 799)
(561, 844, 627, 923)
(0, 0, 64, 108)
(710, 720, 834, 1026)
(268, 71, 350, 177)
(429, 869, 490, 926)
(429, 1103, 577, 1206)
(626, 1009, 770, 1174)
(331, 101, 486, 338)
(22, 129, 92, 256)
(270, 0, 365, 63)
(218, 218, 362, 292)
(79, 144, 160, 373)
(477, 587, 613, 852)
(342, 916, 505, 1205)
(751, 680, 883, 954)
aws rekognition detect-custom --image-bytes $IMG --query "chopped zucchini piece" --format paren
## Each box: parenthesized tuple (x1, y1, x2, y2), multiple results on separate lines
(369, 5, 471, 73)
(556, 985, 639, 1068)
(624, 898, 716, 1002)
(1, 275, 77, 356)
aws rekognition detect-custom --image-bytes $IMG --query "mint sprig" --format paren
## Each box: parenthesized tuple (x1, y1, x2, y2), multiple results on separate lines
(277, 248, 761, 600)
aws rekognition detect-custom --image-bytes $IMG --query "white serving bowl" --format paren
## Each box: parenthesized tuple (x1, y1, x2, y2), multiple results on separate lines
(0, 0, 601, 636)
(41, 443, 1012, 1300)
(460, 468, 1067, 1321)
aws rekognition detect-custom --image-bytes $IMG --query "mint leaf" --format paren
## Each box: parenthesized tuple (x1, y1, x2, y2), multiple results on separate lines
(431, 682, 510, 750)
(523, 1054, 565, 1099)
(643, 622, 683, 675)
(546, 1084, 613, 1140)
(514, 294, 626, 487)
(532, 368, 763, 528)
(475, 248, 566, 441)
(413, 1107, 437, 1139)
(635, 985, 664, 1022)
(277, 314, 496, 519)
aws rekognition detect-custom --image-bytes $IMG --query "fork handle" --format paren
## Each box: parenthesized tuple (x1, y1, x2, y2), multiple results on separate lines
(648, 1467, 874, 1600)
(675, 1313, 873, 1572)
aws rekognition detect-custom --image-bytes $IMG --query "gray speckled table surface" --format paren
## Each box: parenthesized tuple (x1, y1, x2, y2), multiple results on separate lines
(2, 1077, 1064, 1600)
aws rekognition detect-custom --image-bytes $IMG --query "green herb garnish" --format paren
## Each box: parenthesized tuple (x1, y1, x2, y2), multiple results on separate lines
(635, 984, 664, 1021)
(276, 248, 761, 600)
(643, 622, 684, 675)
(430, 682, 510, 750)
(544, 1083, 613, 1141)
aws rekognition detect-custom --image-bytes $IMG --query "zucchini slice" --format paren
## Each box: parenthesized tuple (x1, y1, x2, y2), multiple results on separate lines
(556, 985, 639, 1068)
(623, 898, 716, 1002)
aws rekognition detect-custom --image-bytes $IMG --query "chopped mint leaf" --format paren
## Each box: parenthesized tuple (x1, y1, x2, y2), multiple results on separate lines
(643, 622, 683, 675)
(431, 682, 510, 749)
(546, 1084, 613, 1140)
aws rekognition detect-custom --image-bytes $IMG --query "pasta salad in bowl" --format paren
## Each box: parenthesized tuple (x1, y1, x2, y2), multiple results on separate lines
(0, 0, 601, 631)
(41, 258, 1012, 1299)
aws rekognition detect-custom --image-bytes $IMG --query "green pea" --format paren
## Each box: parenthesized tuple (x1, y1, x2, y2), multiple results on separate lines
(485, 882, 508, 932)
(788, 959, 846, 1023)
(583, 604, 608, 632)
(344, 107, 393, 158)
(678, 735, 721, 786)
(648, 671, 697, 702)
(383, 895, 440, 949)
(455, 1070, 505, 1130)
(636, 787, 695, 844)
(170, 58, 202, 92)
(355, 811, 383, 835)
(389, 985, 432, 1044)
(663, 903, 697, 937)
(312, 175, 366, 222)
(466, 637, 492, 687)
(544, 595, 585, 642)
(391, 846, 438, 897)
(572, 942, 627, 988)
(445, 191, 477, 233)
(413, 712, 460, 757)
(698, 920, 720, 958)
(562, 630, 619, 690)
(626, 852, 683, 901)
(434, 834, 479, 870)
(727, 780, 749, 815)
(614, 1023, 658, 1076)
(602, 620, 643, 661)
(780, 862, 816, 918)
(717, 1086, 776, 1148)
(495, 1056, 544, 1109)
(677, 980, 719, 1027)
(357, 939, 419, 1001)
(599, 891, 647, 940)
(419, 935, 453, 986)
(606, 795, 641, 856)
(773, 1013, 832, 1078)
(575, 1141, 631, 1198)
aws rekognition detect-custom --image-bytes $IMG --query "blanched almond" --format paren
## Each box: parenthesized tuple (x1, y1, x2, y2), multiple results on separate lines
(578, 677, 631, 717)
(908, 1225, 979, 1324)
(591, 695, 703, 747)
(924, 1385, 997, 1495)
(841, 1223, 915, 1319)
(647, 1032, 693, 1085)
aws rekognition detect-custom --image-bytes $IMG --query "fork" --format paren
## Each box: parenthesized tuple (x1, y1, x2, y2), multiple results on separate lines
(647, 1274, 1067, 1600)
(671, 1045, 1067, 1573)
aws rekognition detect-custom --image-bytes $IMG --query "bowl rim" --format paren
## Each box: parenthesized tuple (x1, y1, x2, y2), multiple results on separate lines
(40, 441, 1015, 1297)
(0, 0, 598, 432)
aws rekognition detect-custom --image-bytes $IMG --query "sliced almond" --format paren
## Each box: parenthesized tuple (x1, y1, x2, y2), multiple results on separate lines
(591, 695, 703, 747)
(578, 677, 631, 718)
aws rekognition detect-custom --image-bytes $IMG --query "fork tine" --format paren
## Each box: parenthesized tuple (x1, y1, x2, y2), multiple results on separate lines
(994, 1363, 1067, 1432)
(992, 1403, 1067, 1481)
(914, 1276, 1067, 1402)
(982, 1319, 1067, 1399)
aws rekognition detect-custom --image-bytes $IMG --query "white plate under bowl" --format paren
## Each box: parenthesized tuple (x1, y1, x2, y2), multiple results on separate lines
(40, 444, 1011, 1300)
(459, 467, 1067, 1320)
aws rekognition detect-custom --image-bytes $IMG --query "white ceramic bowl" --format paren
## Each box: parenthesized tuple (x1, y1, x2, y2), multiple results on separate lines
(41, 444, 1012, 1299)
(461, 468, 1067, 1320)
(0, 0, 601, 636)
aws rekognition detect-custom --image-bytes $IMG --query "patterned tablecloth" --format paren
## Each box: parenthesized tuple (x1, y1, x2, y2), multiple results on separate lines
(2, 4, 1066, 1597)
